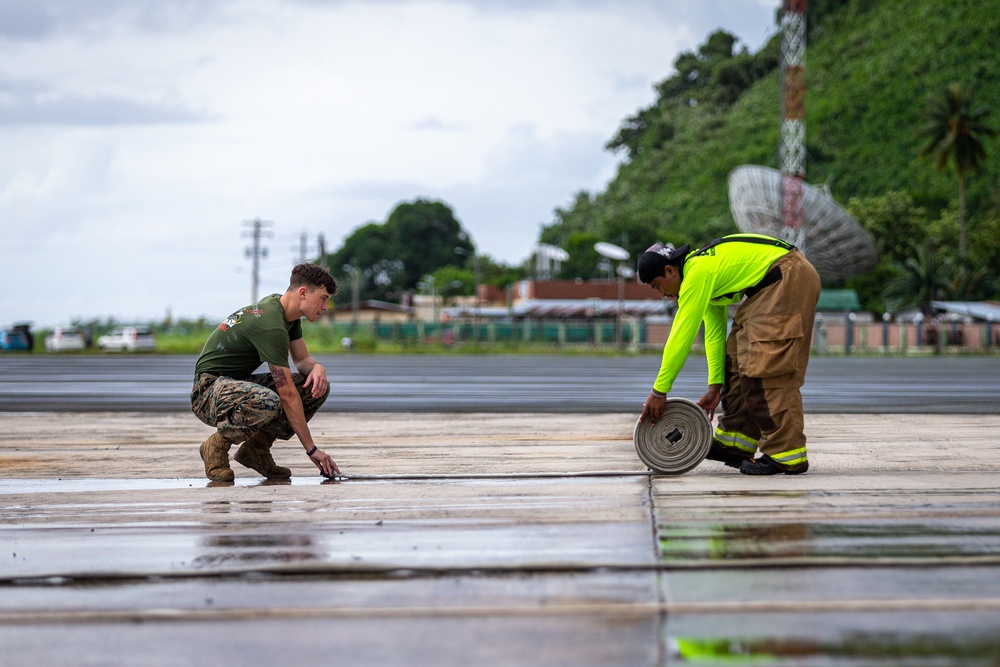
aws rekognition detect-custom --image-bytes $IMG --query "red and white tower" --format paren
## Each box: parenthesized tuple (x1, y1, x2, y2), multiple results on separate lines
(780, 0, 806, 249)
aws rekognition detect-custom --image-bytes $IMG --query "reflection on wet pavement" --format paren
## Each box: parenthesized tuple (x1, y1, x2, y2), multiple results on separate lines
(0, 476, 655, 580)
(651, 476, 1000, 663)
(655, 485, 1000, 562)
(194, 533, 321, 567)
(659, 521, 1000, 560)
(665, 611, 1000, 665)
(668, 629, 1000, 663)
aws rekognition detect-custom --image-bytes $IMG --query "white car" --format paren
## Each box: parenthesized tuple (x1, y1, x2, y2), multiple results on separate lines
(97, 326, 157, 352)
(45, 327, 86, 352)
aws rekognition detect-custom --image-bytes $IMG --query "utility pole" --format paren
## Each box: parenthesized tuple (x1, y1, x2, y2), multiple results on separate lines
(292, 230, 317, 266)
(243, 218, 273, 304)
(342, 264, 361, 327)
(298, 231, 308, 264)
(454, 246, 481, 322)
(318, 233, 328, 271)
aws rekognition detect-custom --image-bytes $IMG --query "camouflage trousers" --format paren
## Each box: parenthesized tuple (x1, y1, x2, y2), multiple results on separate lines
(190, 372, 329, 444)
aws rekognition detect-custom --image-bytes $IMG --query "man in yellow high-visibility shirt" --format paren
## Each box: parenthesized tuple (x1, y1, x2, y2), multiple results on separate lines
(637, 233, 821, 475)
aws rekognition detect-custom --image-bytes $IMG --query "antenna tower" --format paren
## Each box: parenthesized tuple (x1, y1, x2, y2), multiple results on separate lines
(729, 1, 878, 281)
(780, 0, 806, 249)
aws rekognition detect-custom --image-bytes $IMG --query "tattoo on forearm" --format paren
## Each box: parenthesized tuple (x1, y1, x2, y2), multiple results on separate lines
(269, 364, 289, 388)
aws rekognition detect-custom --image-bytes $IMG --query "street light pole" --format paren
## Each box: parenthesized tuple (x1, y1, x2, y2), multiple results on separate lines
(615, 263, 636, 350)
(454, 247, 481, 338)
(418, 275, 436, 323)
(617, 266, 625, 349)
(342, 265, 361, 327)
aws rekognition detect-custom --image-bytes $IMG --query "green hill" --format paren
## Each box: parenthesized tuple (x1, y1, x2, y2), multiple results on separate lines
(539, 0, 1000, 310)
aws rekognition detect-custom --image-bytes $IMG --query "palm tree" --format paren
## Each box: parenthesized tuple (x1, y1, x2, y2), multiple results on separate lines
(916, 82, 997, 260)
(884, 238, 954, 312)
(949, 264, 995, 302)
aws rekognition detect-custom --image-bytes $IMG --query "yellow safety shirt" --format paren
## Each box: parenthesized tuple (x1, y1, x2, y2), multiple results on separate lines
(653, 235, 791, 393)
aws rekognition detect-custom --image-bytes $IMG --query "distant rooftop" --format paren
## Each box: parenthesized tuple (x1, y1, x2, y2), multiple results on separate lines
(816, 289, 861, 312)
(929, 301, 1000, 322)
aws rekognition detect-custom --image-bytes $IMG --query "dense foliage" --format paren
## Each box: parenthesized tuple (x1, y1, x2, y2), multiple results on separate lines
(323, 0, 1000, 313)
(324, 198, 528, 306)
(326, 199, 475, 304)
(538, 0, 1000, 310)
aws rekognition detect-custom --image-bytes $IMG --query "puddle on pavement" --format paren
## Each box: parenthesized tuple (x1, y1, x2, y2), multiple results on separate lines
(659, 521, 1000, 560)
(664, 610, 1000, 665)
(0, 477, 343, 495)
(666, 632, 1000, 663)
(193, 532, 324, 567)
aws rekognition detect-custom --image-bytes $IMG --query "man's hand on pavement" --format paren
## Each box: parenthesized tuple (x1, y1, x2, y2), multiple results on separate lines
(308, 447, 340, 477)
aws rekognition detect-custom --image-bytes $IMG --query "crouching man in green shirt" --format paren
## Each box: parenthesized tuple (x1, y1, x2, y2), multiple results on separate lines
(637, 234, 821, 475)
(191, 263, 340, 482)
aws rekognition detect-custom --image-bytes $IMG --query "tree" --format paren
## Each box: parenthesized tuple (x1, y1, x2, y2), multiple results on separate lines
(846, 191, 929, 264)
(427, 266, 475, 298)
(327, 223, 405, 304)
(883, 238, 955, 311)
(540, 191, 599, 244)
(965, 212, 1000, 297)
(477, 253, 526, 291)
(557, 232, 602, 280)
(328, 199, 475, 303)
(384, 199, 474, 290)
(916, 82, 997, 259)
(926, 203, 1000, 300)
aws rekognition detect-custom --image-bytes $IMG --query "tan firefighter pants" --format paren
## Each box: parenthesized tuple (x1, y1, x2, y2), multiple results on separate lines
(714, 249, 821, 471)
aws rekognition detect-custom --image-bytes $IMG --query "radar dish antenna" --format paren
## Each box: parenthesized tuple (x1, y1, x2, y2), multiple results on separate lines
(534, 243, 570, 281)
(728, 165, 877, 281)
(594, 242, 630, 262)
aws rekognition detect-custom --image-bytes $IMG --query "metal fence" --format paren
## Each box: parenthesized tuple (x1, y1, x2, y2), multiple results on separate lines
(314, 319, 645, 348)
(314, 317, 999, 354)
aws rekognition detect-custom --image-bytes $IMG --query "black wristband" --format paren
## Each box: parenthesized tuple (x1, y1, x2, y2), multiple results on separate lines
(306, 446, 318, 457)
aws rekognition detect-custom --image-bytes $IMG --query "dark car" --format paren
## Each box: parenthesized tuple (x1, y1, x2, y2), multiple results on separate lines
(0, 323, 33, 351)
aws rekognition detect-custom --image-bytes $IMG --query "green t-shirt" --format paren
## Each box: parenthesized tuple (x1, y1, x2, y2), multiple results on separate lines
(194, 293, 303, 379)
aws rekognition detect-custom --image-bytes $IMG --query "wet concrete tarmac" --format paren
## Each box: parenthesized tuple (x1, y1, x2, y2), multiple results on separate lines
(2, 410, 1000, 665)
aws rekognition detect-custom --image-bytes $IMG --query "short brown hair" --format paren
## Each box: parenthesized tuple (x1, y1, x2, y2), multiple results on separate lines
(289, 263, 339, 295)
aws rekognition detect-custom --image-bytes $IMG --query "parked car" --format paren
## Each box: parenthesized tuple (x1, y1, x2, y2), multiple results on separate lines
(45, 327, 86, 352)
(0, 323, 33, 351)
(97, 326, 157, 352)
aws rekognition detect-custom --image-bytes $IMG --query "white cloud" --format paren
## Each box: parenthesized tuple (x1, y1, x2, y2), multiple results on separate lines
(0, 0, 777, 327)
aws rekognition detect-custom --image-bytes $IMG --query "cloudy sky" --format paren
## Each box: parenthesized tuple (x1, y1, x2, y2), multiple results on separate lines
(1, 0, 777, 328)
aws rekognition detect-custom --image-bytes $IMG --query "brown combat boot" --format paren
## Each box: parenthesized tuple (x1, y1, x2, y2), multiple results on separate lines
(199, 432, 234, 482)
(234, 431, 292, 478)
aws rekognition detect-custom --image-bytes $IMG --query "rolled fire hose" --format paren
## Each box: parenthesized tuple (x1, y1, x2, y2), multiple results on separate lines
(633, 397, 712, 475)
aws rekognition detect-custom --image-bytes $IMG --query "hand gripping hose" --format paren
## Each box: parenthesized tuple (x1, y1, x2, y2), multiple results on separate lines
(633, 397, 712, 475)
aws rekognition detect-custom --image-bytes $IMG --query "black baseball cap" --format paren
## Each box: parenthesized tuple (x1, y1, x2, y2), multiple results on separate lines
(637, 243, 690, 284)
